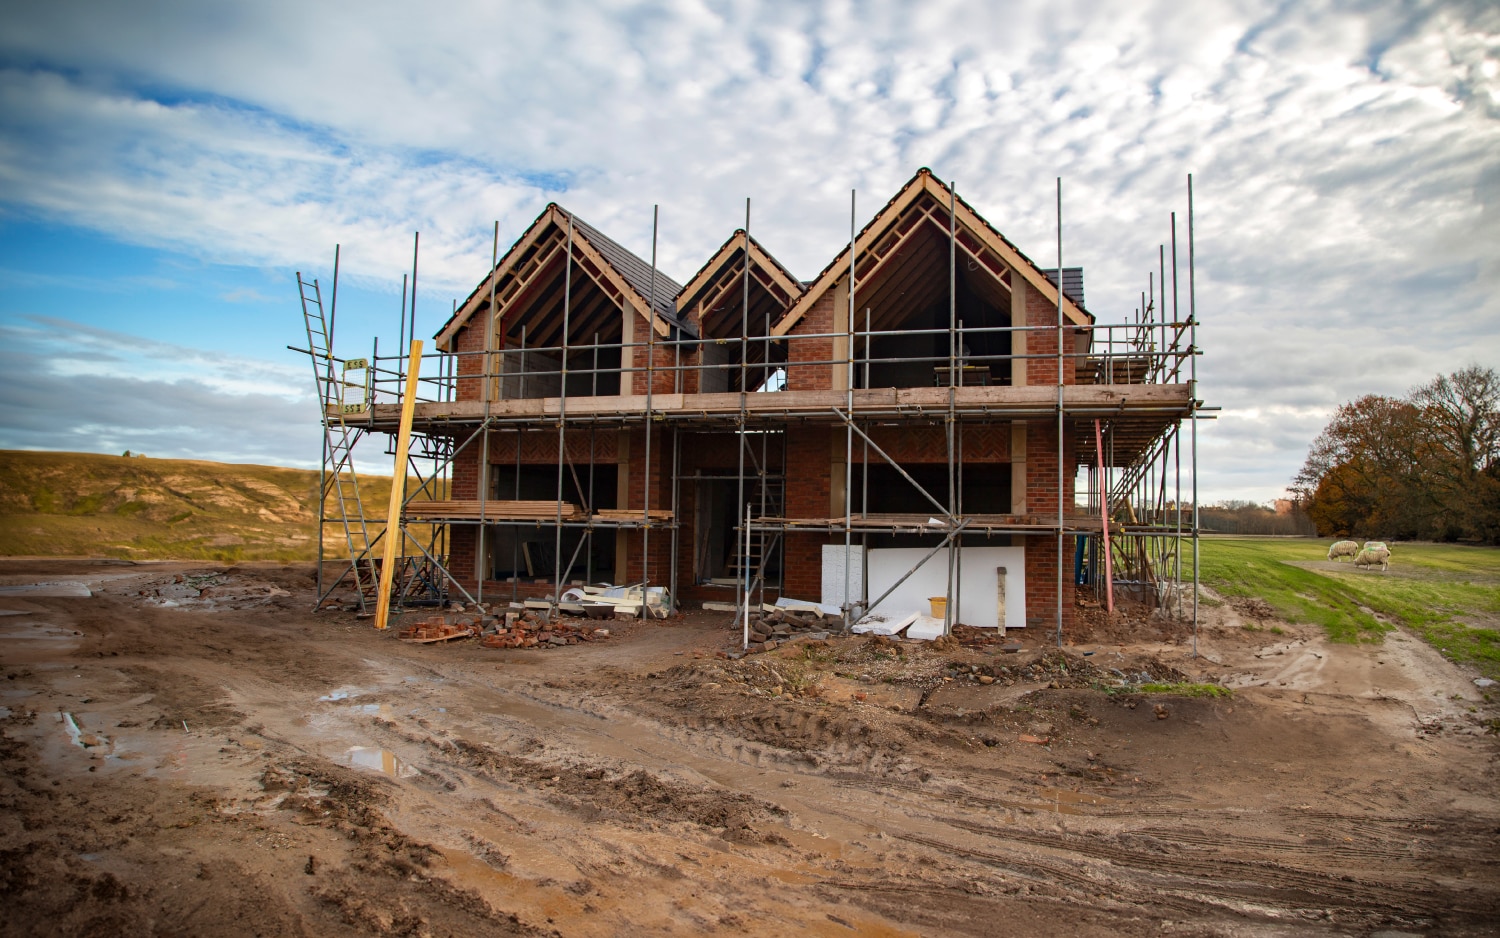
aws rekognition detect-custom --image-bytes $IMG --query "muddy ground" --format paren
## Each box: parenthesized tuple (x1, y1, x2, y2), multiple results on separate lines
(1, 559, 1497, 937)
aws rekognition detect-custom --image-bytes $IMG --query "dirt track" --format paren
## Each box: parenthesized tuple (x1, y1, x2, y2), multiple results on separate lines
(2, 559, 1497, 936)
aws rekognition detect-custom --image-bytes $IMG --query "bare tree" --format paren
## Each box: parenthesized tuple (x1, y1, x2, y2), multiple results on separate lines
(1412, 365, 1500, 541)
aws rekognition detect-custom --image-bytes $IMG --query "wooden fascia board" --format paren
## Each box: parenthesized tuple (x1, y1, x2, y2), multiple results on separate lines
(435, 206, 559, 350)
(921, 174, 1090, 329)
(771, 176, 929, 337)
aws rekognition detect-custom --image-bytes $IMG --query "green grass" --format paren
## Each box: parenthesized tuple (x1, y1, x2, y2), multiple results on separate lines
(1196, 537, 1500, 679)
(1137, 682, 1233, 698)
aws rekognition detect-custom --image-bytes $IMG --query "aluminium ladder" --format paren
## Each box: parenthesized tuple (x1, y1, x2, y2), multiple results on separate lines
(298, 274, 380, 611)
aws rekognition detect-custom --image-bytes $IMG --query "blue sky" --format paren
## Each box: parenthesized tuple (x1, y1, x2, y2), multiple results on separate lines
(0, 0, 1496, 502)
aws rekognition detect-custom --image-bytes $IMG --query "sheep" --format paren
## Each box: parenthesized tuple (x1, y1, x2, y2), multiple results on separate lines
(1327, 540, 1359, 562)
(1353, 545, 1391, 572)
(1363, 540, 1389, 554)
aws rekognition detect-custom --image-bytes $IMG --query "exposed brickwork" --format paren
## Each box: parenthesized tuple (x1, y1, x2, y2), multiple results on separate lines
(484, 430, 619, 465)
(786, 292, 835, 391)
(1022, 280, 1079, 387)
(780, 427, 834, 600)
(630, 339, 681, 395)
(451, 444, 480, 499)
(1024, 421, 1077, 517)
(449, 525, 477, 589)
(452, 320, 487, 403)
(1024, 533, 1075, 633)
(863, 425, 1010, 464)
(1020, 417, 1078, 633)
(619, 427, 674, 586)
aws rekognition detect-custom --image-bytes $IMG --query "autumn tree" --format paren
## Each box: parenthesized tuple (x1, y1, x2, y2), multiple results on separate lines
(1293, 366, 1500, 543)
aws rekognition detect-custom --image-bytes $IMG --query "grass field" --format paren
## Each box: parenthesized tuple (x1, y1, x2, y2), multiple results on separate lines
(0, 450, 412, 563)
(1196, 537, 1500, 679)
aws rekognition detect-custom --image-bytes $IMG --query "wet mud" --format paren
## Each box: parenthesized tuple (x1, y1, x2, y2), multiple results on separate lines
(1, 558, 1497, 936)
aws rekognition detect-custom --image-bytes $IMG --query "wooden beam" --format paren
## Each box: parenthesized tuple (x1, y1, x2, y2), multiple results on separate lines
(438, 207, 564, 349)
(773, 171, 1088, 338)
(375, 340, 423, 631)
(916, 173, 1089, 327)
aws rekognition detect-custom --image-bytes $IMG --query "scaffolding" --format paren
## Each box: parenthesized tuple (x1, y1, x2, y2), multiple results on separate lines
(293, 170, 1207, 645)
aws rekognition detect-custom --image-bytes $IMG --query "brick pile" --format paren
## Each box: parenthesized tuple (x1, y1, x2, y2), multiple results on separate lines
(743, 607, 837, 653)
(398, 616, 480, 642)
(481, 609, 611, 650)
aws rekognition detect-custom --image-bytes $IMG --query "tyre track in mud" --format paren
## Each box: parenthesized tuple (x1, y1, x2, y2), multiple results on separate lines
(801, 769, 1489, 927)
(527, 670, 1500, 931)
(1133, 822, 1483, 865)
(934, 815, 1481, 917)
(305, 667, 1500, 931)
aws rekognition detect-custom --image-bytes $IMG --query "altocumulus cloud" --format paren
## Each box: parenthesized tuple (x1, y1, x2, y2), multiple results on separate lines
(0, 0, 1496, 500)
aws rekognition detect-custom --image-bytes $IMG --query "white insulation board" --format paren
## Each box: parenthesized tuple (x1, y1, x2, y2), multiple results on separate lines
(864, 546, 1025, 630)
(821, 544, 864, 611)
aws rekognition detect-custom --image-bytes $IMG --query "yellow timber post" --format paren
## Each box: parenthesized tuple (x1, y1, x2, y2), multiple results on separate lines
(375, 340, 423, 631)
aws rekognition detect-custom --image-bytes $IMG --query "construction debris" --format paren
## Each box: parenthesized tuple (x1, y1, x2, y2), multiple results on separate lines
(481, 607, 611, 649)
(398, 616, 480, 643)
(741, 605, 839, 653)
(561, 585, 672, 619)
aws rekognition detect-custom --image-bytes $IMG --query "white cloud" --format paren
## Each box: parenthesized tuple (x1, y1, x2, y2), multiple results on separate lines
(0, 0, 1497, 500)
(0, 317, 319, 465)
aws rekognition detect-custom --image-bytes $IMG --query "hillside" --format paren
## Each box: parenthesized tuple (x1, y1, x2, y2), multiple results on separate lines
(0, 450, 407, 562)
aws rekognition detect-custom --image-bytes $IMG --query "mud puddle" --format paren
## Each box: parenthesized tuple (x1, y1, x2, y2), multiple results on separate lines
(0, 581, 93, 597)
(345, 745, 420, 778)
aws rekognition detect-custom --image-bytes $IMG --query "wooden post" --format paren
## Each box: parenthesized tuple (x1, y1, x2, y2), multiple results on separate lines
(375, 340, 424, 631)
(1095, 418, 1115, 614)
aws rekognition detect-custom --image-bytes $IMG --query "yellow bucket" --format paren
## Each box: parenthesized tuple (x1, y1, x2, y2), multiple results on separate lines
(928, 597, 948, 619)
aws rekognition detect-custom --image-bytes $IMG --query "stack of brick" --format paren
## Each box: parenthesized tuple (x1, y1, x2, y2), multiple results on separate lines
(398, 616, 481, 642)
(744, 607, 837, 653)
(481, 609, 611, 649)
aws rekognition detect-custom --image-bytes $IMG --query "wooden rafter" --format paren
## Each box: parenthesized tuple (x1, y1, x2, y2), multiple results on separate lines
(772, 169, 1088, 337)
(437, 205, 671, 351)
(677, 231, 803, 317)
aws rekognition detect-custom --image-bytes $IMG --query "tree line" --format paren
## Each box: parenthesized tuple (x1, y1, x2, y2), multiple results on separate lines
(1292, 366, 1500, 544)
(1199, 501, 1316, 536)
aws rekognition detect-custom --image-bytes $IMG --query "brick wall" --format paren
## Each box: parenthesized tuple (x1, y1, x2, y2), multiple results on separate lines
(630, 337, 682, 395)
(452, 319, 486, 403)
(863, 425, 1010, 464)
(451, 443, 480, 499)
(1021, 418, 1078, 633)
(786, 292, 835, 391)
(448, 525, 477, 591)
(1024, 533, 1075, 633)
(483, 429, 619, 466)
(1024, 421, 1077, 517)
(618, 427, 674, 586)
(780, 427, 832, 599)
(1023, 281, 1079, 387)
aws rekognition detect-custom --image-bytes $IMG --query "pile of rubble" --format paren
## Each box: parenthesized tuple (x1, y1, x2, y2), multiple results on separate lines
(480, 608, 611, 649)
(138, 572, 290, 610)
(744, 606, 838, 653)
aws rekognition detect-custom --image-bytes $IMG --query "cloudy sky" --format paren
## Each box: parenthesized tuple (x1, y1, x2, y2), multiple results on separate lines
(0, 0, 1496, 502)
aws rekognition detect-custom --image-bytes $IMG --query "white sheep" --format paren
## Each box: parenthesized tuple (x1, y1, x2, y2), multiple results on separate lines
(1354, 545, 1391, 572)
(1327, 540, 1359, 562)
(1363, 540, 1389, 554)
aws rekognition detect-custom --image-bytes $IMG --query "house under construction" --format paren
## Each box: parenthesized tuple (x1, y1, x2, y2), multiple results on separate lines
(296, 168, 1204, 640)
